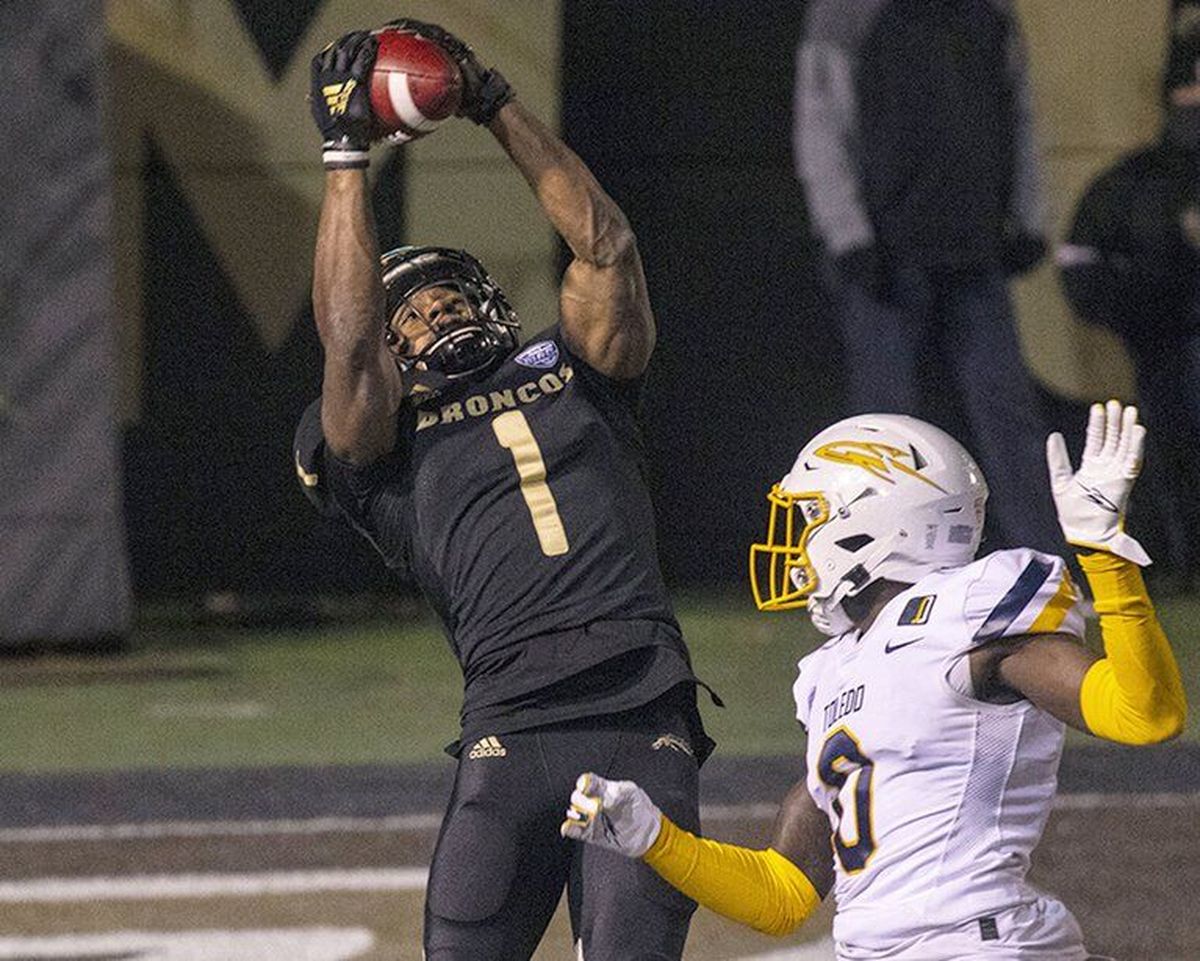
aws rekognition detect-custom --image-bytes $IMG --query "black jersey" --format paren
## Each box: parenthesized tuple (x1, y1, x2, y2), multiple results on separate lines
(296, 327, 697, 737)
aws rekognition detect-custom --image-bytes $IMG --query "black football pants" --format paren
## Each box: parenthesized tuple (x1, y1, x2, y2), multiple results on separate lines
(423, 686, 702, 961)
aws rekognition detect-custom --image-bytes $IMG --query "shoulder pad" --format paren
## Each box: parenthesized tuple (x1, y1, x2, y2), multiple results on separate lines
(963, 548, 1084, 646)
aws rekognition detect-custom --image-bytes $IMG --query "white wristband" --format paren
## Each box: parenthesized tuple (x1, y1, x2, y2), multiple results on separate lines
(321, 145, 369, 170)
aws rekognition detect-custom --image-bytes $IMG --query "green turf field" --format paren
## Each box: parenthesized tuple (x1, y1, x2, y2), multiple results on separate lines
(2, 592, 1197, 773)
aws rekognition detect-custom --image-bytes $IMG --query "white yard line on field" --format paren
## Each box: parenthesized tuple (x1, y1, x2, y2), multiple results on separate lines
(0, 928, 374, 960)
(0, 791, 1193, 846)
(0, 867, 429, 903)
(0, 812, 444, 843)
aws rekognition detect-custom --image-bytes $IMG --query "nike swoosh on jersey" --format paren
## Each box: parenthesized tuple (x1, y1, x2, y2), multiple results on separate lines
(884, 635, 925, 653)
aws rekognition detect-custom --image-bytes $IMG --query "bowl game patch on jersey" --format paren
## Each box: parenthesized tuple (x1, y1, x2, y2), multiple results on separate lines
(897, 594, 936, 625)
(514, 340, 559, 369)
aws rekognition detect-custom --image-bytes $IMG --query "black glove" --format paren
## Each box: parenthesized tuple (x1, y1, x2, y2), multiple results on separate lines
(310, 31, 378, 169)
(1000, 232, 1047, 276)
(384, 18, 515, 125)
(833, 245, 895, 303)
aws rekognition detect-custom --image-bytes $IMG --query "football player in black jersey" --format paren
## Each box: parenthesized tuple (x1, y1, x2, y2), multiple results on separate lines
(300, 22, 714, 961)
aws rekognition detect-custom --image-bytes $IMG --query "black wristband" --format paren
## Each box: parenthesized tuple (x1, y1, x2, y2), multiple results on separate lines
(468, 69, 515, 125)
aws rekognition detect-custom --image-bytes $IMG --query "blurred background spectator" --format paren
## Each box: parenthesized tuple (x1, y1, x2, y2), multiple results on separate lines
(795, 0, 1062, 556)
(1058, 0, 1200, 591)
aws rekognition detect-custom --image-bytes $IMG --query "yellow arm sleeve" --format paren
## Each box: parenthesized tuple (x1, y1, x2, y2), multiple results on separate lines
(642, 815, 821, 937)
(1077, 552, 1188, 745)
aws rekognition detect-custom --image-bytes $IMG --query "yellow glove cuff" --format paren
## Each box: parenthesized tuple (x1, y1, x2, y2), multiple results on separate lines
(1077, 552, 1187, 744)
(644, 815, 820, 937)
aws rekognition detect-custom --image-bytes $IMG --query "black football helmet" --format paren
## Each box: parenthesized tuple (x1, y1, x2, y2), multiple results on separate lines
(380, 246, 520, 395)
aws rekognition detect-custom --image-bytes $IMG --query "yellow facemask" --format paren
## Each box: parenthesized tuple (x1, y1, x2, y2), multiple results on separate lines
(748, 485, 830, 611)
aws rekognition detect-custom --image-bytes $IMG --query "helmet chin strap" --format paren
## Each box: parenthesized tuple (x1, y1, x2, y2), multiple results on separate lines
(789, 564, 859, 637)
(802, 536, 935, 637)
(398, 323, 506, 398)
(807, 566, 866, 637)
(808, 596, 854, 637)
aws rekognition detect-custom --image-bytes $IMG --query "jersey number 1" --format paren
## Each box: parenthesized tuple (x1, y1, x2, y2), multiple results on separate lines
(492, 411, 570, 557)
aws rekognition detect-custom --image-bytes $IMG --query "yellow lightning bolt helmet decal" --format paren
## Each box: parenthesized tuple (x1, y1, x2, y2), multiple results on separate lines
(814, 441, 947, 492)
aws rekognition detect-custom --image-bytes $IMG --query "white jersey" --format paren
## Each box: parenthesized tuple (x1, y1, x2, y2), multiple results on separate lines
(794, 548, 1087, 957)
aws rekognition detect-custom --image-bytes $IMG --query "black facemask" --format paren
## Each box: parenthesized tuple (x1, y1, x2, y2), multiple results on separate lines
(1166, 104, 1200, 152)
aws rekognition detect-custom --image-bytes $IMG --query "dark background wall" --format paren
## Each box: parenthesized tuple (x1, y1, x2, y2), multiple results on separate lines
(560, 1, 838, 585)
(122, 144, 409, 596)
(0, 0, 132, 642)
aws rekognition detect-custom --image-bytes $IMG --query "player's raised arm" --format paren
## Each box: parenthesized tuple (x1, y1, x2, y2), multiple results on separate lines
(561, 773, 832, 937)
(384, 19, 653, 378)
(488, 101, 654, 379)
(309, 32, 404, 465)
(978, 402, 1187, 744)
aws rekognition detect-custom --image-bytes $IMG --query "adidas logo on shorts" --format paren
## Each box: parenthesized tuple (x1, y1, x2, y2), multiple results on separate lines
(468, 736, 507, 759)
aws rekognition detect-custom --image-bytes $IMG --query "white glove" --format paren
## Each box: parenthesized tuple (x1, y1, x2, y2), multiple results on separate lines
(560, 772, 663, 858)
(1046, 400, 1151, 565)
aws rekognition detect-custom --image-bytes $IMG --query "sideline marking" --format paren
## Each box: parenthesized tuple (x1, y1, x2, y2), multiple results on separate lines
(0, 928, 373, 960)
(0, 812, 443, 844)
(0, 793, 1194, 845)
(0, 867, 428, 903)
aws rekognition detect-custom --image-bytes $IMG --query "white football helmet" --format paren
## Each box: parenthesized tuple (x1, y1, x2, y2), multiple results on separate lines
(749, 414, 988, 634)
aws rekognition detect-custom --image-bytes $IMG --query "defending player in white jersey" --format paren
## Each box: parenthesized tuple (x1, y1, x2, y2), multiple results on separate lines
(561, 402, 1186, 960)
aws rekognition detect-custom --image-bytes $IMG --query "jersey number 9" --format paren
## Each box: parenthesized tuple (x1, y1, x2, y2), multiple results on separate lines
(817, 726, 877, 873)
